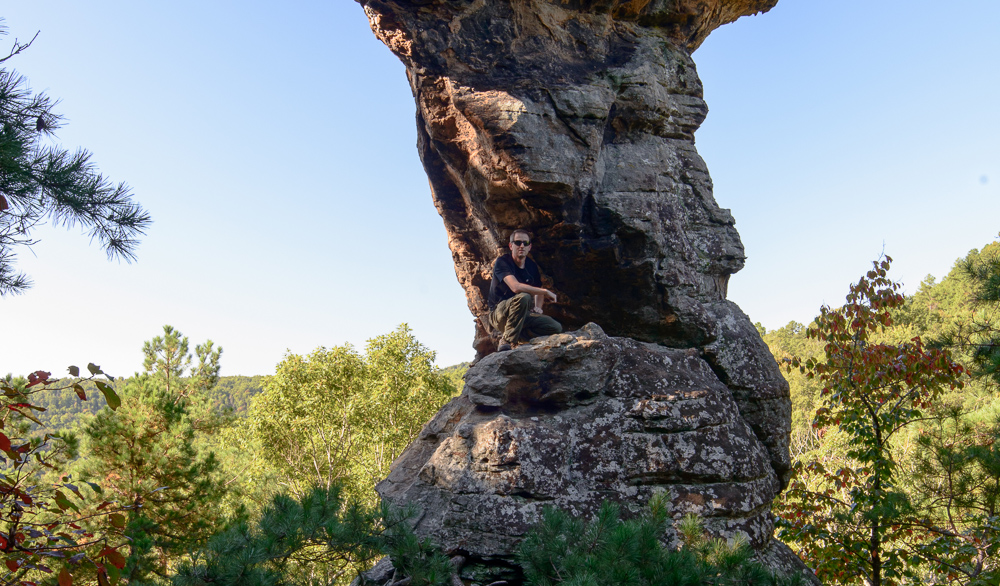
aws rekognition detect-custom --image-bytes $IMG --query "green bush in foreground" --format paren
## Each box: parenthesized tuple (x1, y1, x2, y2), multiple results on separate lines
(174, 486, 799, 586)
(518, 495, 800, 586)
(171, 484, 452, 586)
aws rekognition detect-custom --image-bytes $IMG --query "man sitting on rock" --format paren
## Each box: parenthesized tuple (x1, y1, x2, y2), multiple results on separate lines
(487, 229, 563, 351)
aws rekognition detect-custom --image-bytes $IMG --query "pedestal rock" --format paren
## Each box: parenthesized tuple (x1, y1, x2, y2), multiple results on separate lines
(378, 326, 810, 581)
(355, 0, 808, 581)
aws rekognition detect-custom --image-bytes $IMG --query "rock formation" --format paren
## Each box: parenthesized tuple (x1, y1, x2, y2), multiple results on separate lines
(378, 325, 809, 581)
(355, 0, 809, 581)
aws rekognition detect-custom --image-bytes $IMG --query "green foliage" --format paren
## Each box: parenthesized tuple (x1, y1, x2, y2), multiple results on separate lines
(940, 239, 1000, 390)
(77, 326, 228, 583)
(142, 325, 223, 398)
(18, 374, 265, 436)
(438, 362, 468, 395)
(205, 375, 270, 415)
(0, 20, 150, 295)
(19, 379, 107, 431)
(1, 366, 131, 586)
(517, 495, 798, 586)
(907, 409, 1000, 584)
(761, 322, 825, 457)
(171, 485, 452, 586)
(231, 324, 458, 506)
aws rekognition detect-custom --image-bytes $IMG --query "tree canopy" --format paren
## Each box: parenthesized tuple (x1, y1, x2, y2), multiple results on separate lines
(232, 324, 459, 506)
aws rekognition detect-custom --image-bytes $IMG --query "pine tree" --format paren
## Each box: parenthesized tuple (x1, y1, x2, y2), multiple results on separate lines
(953, 239, 1000, 387)
(171, 484, 452, 586)
(518, 495, 800, 586)
(0, 19, 150, 294)
(78, 326, 227, 583)
(142, 324, 223, 398)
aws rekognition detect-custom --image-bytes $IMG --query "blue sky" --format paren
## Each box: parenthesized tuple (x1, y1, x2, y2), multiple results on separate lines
(2, 1, 998, 377)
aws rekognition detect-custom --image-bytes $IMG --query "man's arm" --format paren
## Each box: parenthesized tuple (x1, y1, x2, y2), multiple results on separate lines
(503, 275, 556, 304)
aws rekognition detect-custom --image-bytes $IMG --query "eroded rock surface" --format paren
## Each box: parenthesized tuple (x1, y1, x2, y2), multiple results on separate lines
(358, 0, 791, 482)
(354, 0, 804, 579)
(357, 0, 773, 350)
(377, 325, 810, 581)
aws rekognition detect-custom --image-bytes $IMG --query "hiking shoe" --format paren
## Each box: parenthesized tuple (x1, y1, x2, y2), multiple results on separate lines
(497, 341, 512, 352)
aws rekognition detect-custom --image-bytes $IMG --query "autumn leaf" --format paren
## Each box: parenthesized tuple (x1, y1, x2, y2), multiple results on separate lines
(58, 567, 73, 586)
(26, 371, 51, 388)
(106, 549, 127, 570)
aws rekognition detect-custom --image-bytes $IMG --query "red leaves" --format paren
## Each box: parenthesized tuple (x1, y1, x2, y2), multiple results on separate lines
(26, 371, 51, 388)
(3, 365, 126, 586)
(98, 546, 127, 569)
(58, 568, 73, 586)
(773, 254, 977, 586)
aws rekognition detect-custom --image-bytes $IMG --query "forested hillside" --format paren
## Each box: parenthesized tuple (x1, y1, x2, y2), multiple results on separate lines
(763, 238, 1000, 455)
(20, 374, 271, 433)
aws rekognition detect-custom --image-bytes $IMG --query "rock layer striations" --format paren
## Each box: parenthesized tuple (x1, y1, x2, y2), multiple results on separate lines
(356, 0, 801, 578)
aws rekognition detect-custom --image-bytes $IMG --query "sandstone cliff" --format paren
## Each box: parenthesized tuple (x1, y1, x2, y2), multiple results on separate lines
(355, 0, 807, 581)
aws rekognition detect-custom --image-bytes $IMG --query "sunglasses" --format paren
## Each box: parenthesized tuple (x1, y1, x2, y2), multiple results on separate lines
(512, 240, 531, 247)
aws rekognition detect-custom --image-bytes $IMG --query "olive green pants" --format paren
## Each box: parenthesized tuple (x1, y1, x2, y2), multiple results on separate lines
(489, 292, 563, 344)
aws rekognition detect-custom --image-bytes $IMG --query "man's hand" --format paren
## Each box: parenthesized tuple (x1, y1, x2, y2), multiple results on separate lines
(544, 289, 557, 303)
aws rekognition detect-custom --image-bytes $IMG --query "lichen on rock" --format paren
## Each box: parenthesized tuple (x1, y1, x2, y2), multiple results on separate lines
(377, 326, 808, 579)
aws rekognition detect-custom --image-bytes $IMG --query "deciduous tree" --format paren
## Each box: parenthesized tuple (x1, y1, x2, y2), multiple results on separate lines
(775, 257, 970, 586)
(233, 324, 457, 506)
(1, 365, 129, 586)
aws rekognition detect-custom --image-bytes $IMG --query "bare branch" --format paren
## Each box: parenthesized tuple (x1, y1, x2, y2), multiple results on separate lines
(0, 30, 40, 65)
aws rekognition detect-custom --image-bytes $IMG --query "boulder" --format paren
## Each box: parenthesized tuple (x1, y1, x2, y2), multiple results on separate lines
(376, 325, 811, 581)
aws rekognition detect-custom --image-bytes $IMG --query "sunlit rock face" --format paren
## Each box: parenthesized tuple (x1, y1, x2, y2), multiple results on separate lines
(377, 326, 810, 581)
(358, 0, 790, 489)
(356, 0, 804, 579)
(358, 0, 775, 351)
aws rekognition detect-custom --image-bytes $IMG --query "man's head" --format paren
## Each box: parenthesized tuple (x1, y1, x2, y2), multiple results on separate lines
(508, 229, 532, 264)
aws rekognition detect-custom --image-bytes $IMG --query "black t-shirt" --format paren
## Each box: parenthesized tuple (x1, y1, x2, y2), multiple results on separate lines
(488, 254, 541, 310)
